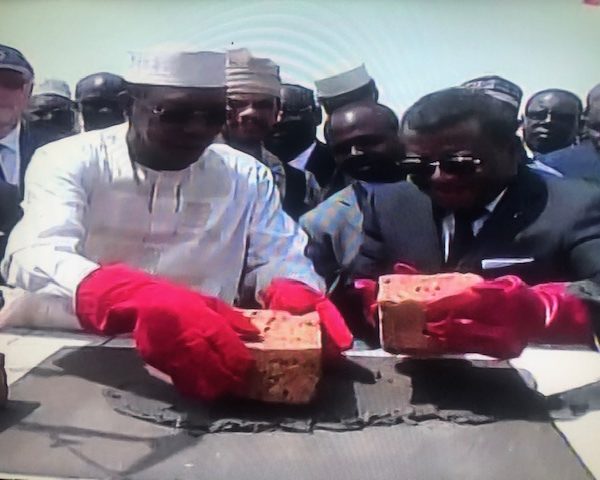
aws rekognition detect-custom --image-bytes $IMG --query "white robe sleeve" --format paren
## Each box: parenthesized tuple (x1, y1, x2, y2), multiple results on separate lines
(1, 140, 100, 301)
(242, 164, 325, 299)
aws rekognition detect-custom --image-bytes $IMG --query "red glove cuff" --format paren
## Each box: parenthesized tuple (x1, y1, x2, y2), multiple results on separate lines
(75, 264, 157, 335)
(532, 283, 594, 345)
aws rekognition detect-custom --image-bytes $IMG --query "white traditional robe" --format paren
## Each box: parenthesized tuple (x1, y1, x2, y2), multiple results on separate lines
(0, 123, 323, 329)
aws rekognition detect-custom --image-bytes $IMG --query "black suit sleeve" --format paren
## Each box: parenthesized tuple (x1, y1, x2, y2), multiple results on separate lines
(350, 186, 395, 279)
(563, 187, 600, 338)
(565, 186, 600, 280)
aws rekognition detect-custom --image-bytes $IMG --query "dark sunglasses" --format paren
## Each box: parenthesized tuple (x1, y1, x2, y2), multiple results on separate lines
(526, 110, 577, 123)
(135, 97, 225, 126)
(401, 154, 483, 176)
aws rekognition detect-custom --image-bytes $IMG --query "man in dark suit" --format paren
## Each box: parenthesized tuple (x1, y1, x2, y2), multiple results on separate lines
(522, 89, 583, 156)
(539, 92, 600, 181)
(0, 44, 39, 260)
(0, 44, 39, 191)
(265, 83, 336, 188)
(353, 88, 598, 355)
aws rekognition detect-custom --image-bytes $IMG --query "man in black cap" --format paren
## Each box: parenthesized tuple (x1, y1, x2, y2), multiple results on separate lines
(26, 78, 78, 146)
(523, 89, 583, 156)
(540, 85, 600, 180)
(76, 72, 126, 131)
(0, 44, 38, 258)
(265, 83, 336, 188)
(0, 44, 39, 189)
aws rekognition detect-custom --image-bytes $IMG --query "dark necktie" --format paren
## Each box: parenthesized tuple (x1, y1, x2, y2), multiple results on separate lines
(0, 144, 7, 182)
(446, 209, 486, 268)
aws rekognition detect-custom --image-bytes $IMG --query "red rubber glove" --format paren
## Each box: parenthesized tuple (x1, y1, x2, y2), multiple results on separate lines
(260, 278, 353, 360)
(76, 264, 260, 401)
(424, 276, 594, 359)
(531, 283, 593, 345)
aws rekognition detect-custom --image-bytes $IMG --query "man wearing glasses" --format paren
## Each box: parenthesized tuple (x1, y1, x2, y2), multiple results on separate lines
(523, 89, 583, 156)
(1, 46, 352, 401)
(352, 87, 599, 358)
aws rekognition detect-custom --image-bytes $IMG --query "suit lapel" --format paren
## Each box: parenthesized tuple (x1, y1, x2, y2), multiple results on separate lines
(457, 168, 548, 272)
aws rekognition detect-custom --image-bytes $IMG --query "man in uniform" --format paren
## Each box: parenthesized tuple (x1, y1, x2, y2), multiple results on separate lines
(1, 46, 352, 401)
(75, 72, 127, 131)
(26, 78, 78, 146)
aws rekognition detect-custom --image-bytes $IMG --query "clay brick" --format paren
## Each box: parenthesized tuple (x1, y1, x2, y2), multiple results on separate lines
(378, 273, 482, 354)
(241, 310, 322, 404)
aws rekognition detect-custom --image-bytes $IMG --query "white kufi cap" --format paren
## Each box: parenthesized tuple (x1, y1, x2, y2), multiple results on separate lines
(125, 45, 226, 88)
(226, 48, 281, 98)
(315, 64, 372, 99)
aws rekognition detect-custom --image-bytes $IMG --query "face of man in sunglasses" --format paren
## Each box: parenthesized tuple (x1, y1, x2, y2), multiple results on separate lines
(127, 85, 226, 171)
(404, 118, 517, 212)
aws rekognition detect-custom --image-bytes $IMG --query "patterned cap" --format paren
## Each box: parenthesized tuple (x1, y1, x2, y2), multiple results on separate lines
(226, 48, 281, 98)
(461, 75, 523, 109)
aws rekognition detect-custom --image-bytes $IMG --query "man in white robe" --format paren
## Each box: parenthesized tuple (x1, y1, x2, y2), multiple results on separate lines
(0, 46, 352, 401)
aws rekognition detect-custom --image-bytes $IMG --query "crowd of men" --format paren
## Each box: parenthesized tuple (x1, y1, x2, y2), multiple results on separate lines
(0, 42, 599, 401)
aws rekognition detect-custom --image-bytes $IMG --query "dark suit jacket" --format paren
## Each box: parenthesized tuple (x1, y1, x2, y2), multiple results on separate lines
(355, 168, 600, 285)
(281, 163, 313, 221)
(0, 121, 37, 266)
(0, 180, 21, 260)
(353, 169, 600, 337)
(540, 141, 600, 182)
(305, 141, 336, 188)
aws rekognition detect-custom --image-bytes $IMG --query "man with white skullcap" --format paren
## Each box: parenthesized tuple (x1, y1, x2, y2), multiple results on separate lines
(224, 48, 321, 219)
(1, 45, 352, 401)
(315, 64, 378, 115)
(224, 48, 286, 194)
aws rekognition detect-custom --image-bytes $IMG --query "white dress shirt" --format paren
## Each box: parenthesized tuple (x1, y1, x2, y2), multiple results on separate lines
(0, 124, 21, 186)
(1, 123, 324, 326)
(289, 142, 316, 172)
(441, 189, 507, 262)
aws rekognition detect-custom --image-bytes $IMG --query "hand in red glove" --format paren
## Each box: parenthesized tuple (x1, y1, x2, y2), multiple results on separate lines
(423, 276, 545, 359)
(424, 276, 593, 359)
(76, 264, 260, 401)
(260, 278, 353, 360)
